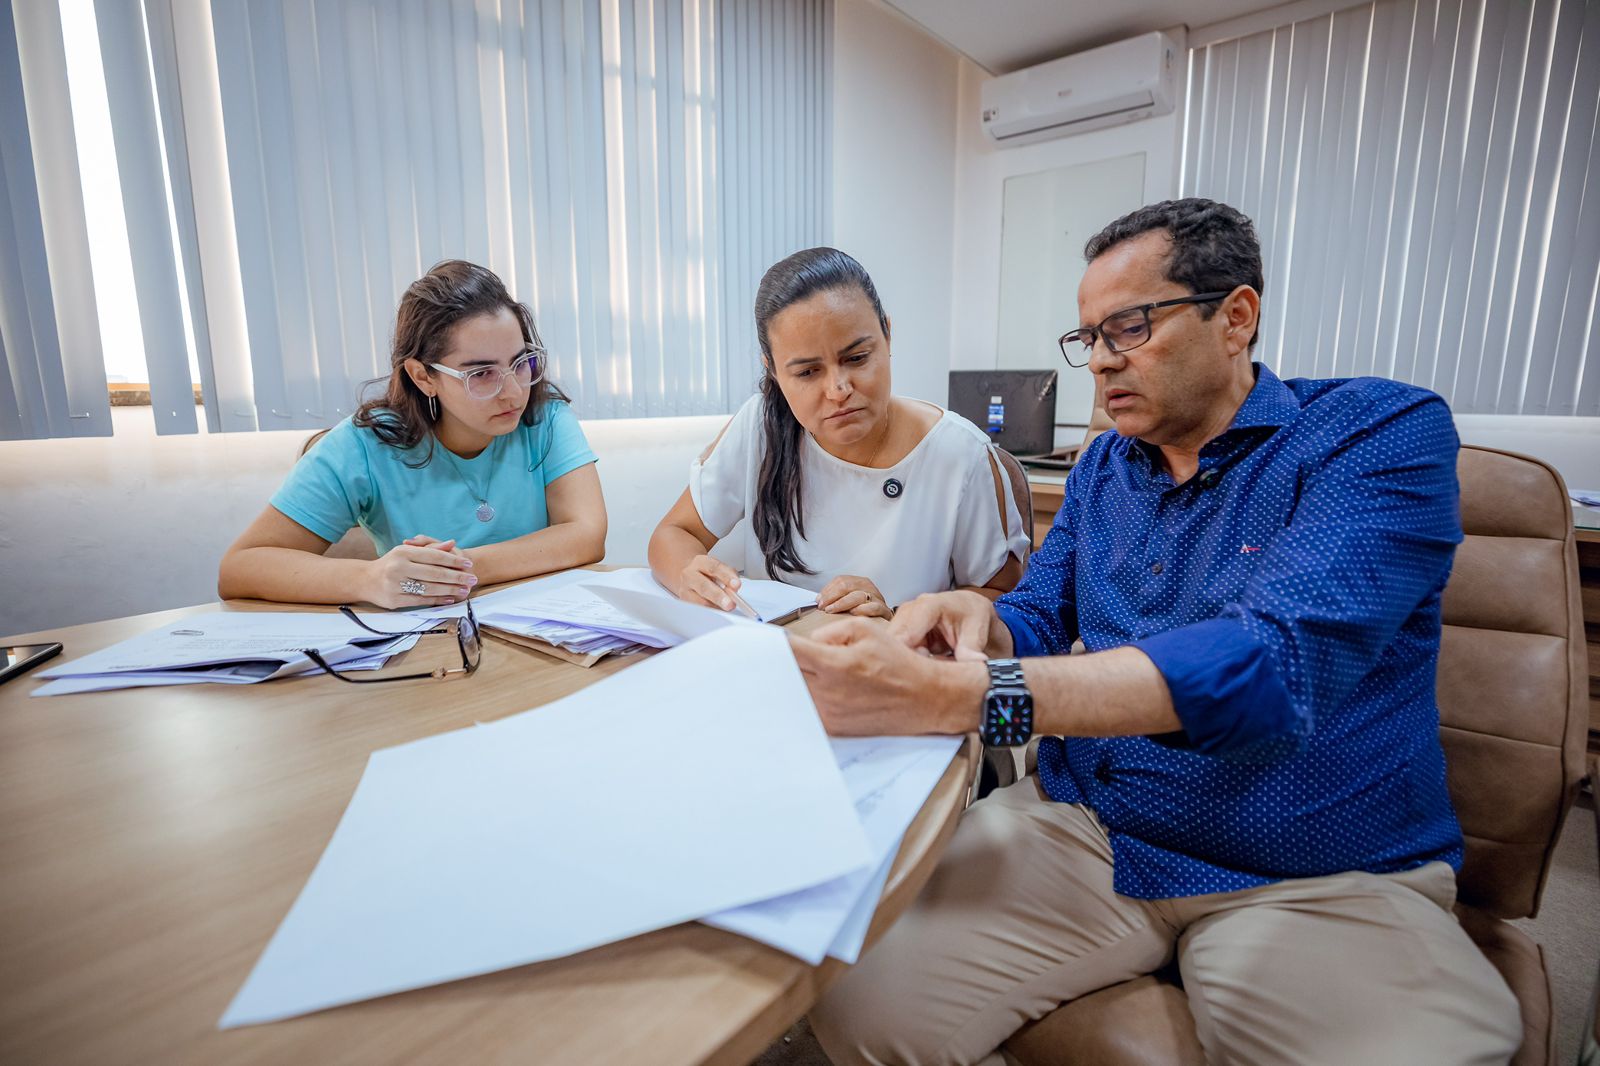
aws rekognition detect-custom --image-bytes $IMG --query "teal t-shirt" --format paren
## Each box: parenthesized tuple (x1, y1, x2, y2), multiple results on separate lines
(270, 402, 597, 553)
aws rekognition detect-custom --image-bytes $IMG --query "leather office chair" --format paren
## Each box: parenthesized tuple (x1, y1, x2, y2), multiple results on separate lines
(1588, 754, 1599, 1066)
(1000, 446, 1589, 1066)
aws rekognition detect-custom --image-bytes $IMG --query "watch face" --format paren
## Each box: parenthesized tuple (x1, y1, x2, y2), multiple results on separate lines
(985, 691, 1033, 747)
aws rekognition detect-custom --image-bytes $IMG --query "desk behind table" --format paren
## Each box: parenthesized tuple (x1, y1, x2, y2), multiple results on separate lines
(0, 589, 976, 1065)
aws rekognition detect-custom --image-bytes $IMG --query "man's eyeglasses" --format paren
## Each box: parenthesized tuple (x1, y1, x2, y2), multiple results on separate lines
(1057, 292, 1232, 367)
(431, 346, 546, 401)
(303, 601, 482, 683)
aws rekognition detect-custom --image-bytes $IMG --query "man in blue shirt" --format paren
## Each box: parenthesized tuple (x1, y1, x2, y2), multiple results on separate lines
(794, 199, 1521, 1065)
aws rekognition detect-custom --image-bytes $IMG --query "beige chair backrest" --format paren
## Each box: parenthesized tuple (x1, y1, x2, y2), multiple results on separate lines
(991, 447, 1034, 553)
(1436, 446, 1587, 919)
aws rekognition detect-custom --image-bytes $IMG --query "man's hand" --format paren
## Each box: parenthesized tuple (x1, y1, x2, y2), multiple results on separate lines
(789, 618, 985, 736)
(888, 589, 1011, 660)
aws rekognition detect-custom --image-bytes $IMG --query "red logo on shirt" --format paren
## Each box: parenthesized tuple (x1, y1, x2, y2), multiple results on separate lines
(1240, 543, 1262, 553)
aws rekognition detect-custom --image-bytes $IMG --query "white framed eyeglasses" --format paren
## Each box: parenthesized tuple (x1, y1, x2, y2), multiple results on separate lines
(431, 346, 546, 400)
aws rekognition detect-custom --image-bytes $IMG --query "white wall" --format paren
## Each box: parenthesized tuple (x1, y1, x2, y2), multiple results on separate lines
(830, 0, 961, 406)
(0, 408, 723, 638)
(949, 50, 1185, 438)
(1454, 415, 1599, 492)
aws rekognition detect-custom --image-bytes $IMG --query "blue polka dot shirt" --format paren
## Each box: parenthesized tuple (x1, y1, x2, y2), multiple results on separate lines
(995, 364, 1466, 900)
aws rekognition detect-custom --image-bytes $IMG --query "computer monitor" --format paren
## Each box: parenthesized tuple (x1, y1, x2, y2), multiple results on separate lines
(947, 369, 1058, 458)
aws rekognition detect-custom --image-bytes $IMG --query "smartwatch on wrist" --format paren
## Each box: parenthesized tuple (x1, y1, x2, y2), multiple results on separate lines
(981, 658, 1033, 748)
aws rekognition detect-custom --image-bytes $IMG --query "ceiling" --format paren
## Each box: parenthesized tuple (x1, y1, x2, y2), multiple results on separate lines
(880, 0, 1276, 74)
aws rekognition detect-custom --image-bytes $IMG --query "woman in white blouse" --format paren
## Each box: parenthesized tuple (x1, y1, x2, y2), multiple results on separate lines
(648, 247, 1029, 618)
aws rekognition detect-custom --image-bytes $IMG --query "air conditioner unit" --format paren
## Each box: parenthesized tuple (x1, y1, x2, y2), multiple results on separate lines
(980, 31, 1179, 148)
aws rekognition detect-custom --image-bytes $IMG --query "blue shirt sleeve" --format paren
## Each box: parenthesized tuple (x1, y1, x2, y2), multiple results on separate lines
(994, 456, 1086, 657)
(268, 420, 372, 543)
(533, 401, 598, 486)
(1134, 390, 1463, 762)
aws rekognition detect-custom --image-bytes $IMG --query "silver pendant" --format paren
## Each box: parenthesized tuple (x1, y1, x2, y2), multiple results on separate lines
(475, 500, 496, 522)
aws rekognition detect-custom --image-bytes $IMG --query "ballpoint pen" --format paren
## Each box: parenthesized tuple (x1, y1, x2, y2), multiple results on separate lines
(727, 587, 761, 620)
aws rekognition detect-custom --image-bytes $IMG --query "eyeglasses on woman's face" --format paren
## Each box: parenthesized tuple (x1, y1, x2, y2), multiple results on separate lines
(431, 346, 546, 400)
(1057, 292, 1232, 367)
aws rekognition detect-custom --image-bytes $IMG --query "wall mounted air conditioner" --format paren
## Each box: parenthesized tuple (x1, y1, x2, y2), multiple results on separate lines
(980, 31, 1179, 148)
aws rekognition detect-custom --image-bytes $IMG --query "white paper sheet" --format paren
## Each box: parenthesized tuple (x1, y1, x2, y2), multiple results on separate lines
(825, 843, 899, 965)
(587, 584, 766, 644)
(701, 736, 960, 964)
(219, 624, 871, 1028)
(415, 569, 815, 657)
(33, 626, 422, 695)
(39, 612, 429, 678)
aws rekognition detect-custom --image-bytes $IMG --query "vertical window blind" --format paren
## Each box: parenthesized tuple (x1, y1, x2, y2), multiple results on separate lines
(1181, 0, 1600, 415)
(1, 1, 113, 440)
(1, 0, 829, 439)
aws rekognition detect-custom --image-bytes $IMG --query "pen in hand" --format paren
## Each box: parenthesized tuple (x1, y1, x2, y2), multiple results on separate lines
(727, 587, 761, 620)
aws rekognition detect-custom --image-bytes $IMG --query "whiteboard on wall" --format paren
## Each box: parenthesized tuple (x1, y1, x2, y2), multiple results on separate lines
(996, 153, 1146, 428)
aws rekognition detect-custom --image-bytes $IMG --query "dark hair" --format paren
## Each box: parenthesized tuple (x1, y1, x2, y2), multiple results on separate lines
(344, 260, 568, 466)
(1083, 198, 1265, 348)
(751, 247, 889, 578)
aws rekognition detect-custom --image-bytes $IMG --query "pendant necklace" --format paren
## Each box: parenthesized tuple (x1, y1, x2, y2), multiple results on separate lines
(440, 439, 499, 523)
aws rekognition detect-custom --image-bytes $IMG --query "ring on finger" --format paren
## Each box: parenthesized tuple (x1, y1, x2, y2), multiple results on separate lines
(399, 578, 427, 596)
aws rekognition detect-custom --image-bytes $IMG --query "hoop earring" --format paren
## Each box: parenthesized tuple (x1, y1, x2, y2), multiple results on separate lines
(427, 394, 438, 421)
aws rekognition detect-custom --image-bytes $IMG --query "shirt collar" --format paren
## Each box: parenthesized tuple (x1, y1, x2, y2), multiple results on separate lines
(1114, 362, 1299, 475)
(1228, 362, 1299, 431)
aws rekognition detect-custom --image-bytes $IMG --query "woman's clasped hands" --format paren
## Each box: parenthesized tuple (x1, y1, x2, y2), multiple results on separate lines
(362, 534, 478, 609)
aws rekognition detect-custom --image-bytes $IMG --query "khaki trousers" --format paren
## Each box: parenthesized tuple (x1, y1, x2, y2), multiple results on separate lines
(811, 777, 1522, 1066)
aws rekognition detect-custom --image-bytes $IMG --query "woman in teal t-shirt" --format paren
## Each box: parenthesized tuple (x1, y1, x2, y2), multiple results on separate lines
(219, 261, 606, 609)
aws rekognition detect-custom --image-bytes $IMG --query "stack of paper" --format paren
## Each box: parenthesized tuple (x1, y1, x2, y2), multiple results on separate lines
(219, 625, 892, 1027)
(458, 567, 818, 660)
(32, 612, 426, 695)
(606, 589, 966, 963)
(703, 735, 960, 965)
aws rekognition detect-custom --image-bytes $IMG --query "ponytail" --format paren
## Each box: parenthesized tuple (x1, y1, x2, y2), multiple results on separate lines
(753, 371, 813, 576)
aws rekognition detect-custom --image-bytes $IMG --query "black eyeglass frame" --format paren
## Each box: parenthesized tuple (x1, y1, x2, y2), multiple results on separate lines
(1057, 291, 1234, 367)
(302, 600, 482, 684)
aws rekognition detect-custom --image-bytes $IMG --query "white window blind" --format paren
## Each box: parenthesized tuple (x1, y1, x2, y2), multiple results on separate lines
(0, 0, 113, 441)
(1181, 0, 1600, 415)
(2, 0, 828, 439)
(211, 0, 828, 429)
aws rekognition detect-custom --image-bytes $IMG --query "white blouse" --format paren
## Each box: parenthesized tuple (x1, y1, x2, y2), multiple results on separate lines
(689, 394, 1030, 607)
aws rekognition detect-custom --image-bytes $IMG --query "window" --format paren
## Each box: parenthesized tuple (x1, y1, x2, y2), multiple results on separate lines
(1, 0, 830, 440)
(1181, 0, 1599, 415)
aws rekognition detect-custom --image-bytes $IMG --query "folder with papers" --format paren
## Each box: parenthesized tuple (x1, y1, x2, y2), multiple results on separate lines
(460, 567, 819, 666)
(32, 612, 428, 695)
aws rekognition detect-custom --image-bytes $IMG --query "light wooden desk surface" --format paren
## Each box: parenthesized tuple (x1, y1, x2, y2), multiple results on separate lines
(0, 591, 977, 1065)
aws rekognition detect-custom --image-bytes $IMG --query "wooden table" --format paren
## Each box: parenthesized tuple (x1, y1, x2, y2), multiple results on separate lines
(0, 596, 977, 1064)
(1025, 474, 1067, 548)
